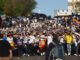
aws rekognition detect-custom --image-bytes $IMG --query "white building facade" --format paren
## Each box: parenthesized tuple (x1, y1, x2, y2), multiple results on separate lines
(54, 0, 80, 16)
(54, 10, 72, 16)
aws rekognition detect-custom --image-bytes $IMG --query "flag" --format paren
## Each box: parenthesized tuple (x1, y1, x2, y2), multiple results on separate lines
(10, 43, 15, 49)
(73, 17, 77, 23)
(77, 21, 80, 25)
(39, 40, 46, 50)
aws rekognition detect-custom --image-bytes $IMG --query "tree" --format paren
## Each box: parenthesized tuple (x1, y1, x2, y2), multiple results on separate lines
(21, 0, 37, 16)
(0, 0, 37, 16)
(0, 0, 6, 14)
(4, 0, 16, 16)
(75, 2, 80, 14)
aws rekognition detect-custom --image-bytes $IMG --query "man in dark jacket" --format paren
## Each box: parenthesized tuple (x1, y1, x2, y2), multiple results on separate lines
(0, 35, 12, 60)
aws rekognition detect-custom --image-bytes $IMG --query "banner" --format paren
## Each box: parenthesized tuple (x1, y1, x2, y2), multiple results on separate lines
(39, 40, 46, 50)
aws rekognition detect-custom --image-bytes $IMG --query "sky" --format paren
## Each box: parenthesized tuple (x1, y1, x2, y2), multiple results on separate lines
(33, 0, 68, 17)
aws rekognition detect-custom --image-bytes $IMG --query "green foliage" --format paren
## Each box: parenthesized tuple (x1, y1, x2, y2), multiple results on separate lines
(0, 0, 5, 14)
(0, 0, 37, 16)
(76, 2, 80, 7)
(75, 2, 80, 13)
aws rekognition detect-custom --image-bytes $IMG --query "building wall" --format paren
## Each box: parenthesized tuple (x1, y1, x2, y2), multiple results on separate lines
(54, 10, 72, 16)
(68, 0, 80, 3)
(68, 0, 73, 2)
(54, 0, 80, 16)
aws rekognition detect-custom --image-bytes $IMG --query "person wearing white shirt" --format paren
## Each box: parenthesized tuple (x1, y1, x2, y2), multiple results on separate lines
(74, 32, 80, 37)
(72, 34, 77, 46)
(23, 35, 30, 56)
(35, 35, 39, 43)
(46, 33, 53, 46)
(23, 35, 30, 44)
(29, 34, 35, 44)
(28, 33, 35, 55)
(7, 35, 14, 49)
(7, 35, 13, 44)
(75, 35, 80, 56)
(71, 25, 76, 32)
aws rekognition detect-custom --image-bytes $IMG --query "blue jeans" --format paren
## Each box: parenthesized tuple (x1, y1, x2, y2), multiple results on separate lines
(67, 44, 71, 53)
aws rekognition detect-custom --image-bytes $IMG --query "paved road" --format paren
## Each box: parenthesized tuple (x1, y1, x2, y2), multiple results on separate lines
(64, 56, 80, 60)
(12, 56, 80, 60)
(12, 56, 45, 60)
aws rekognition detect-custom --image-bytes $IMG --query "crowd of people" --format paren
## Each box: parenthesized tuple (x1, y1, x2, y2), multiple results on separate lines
(0, 15, 80, 59)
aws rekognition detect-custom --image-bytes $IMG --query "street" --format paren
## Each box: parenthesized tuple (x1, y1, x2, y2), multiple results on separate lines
(12, 56, 80, 60)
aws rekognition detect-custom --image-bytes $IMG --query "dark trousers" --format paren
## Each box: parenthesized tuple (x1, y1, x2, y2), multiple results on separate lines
(25, 44, 30, 54)
(76, 43, 80, 55)
(45, 43, 54, 60)
(17, 45, 23, 57)
(27, 44, 35, 55)
(62, 43, 67, 53)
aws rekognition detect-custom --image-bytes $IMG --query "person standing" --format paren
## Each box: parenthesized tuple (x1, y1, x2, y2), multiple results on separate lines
(29, 33, 35, 55)
(47, 33, 53, 46)
(17, 34, 23, 57)
(7, 35, 14, 49)
(0, 35, 12, 60)
(64, 32, 73, 56)
(45, 33, 57, 60)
